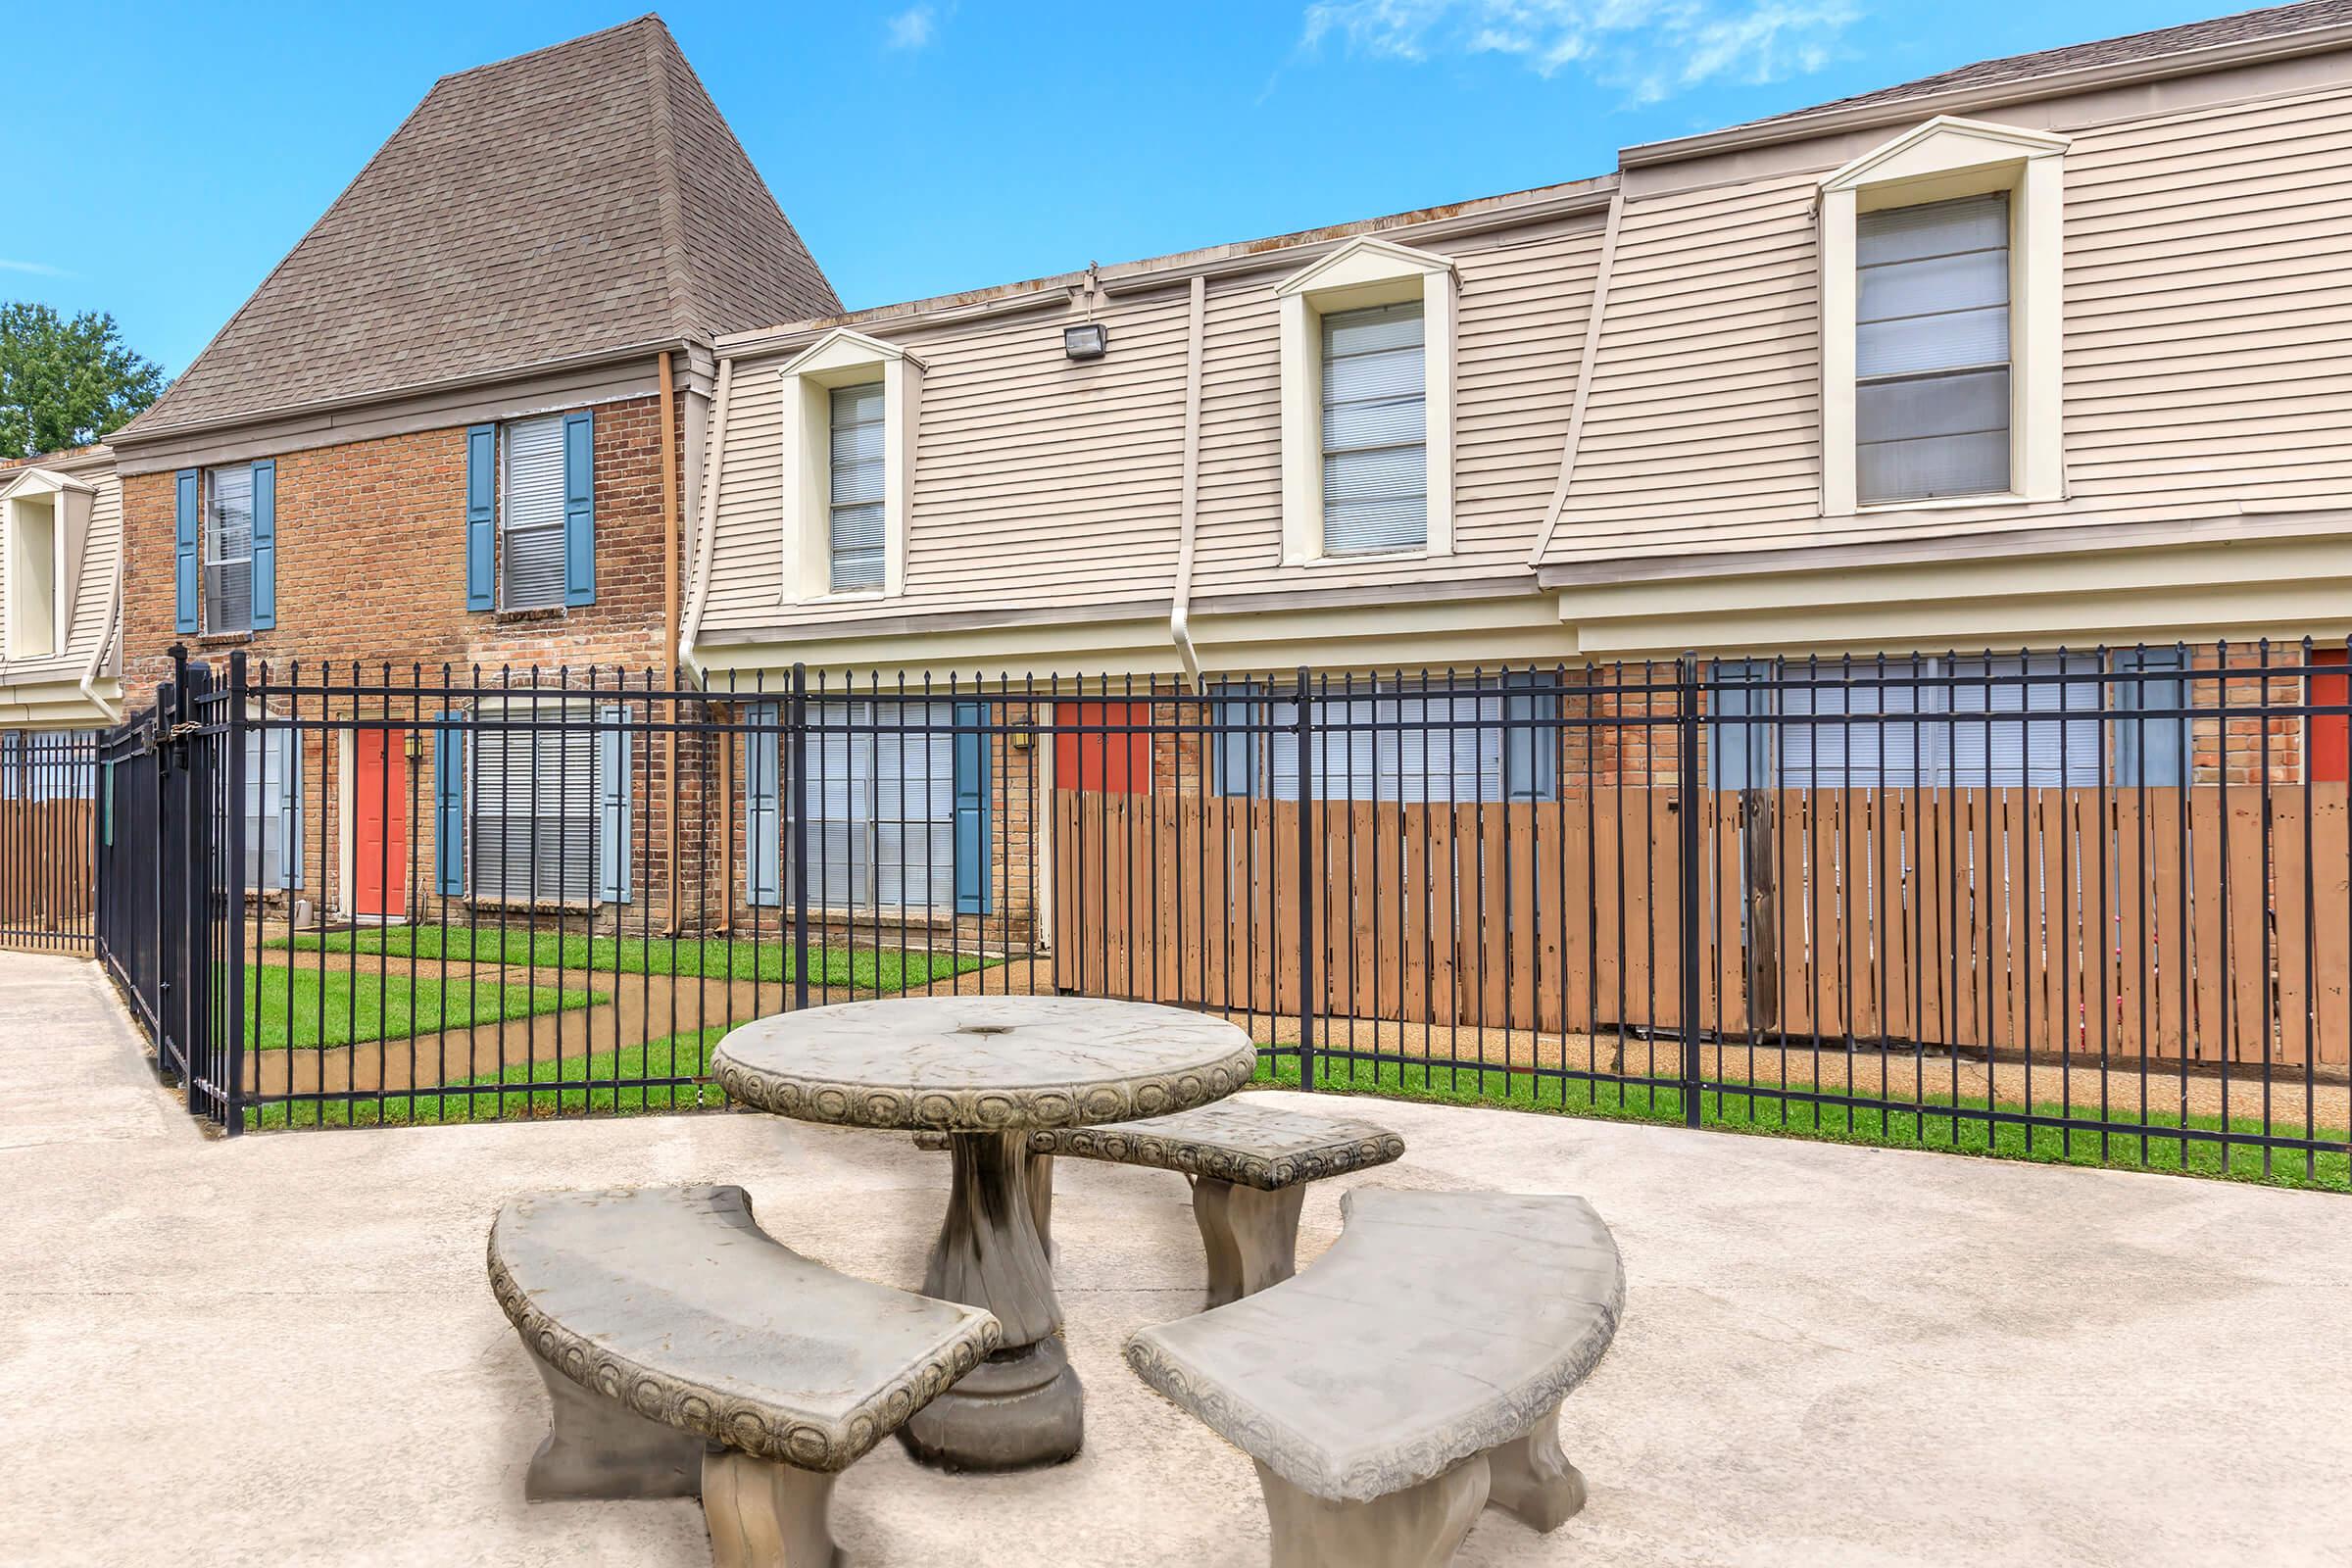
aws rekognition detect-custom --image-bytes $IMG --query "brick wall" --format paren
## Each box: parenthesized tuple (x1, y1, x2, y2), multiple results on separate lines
(122, 396, 689, 930)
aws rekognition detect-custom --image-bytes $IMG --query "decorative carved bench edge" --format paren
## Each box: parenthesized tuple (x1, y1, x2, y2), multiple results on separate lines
(1121, 1198, 1626, 1502)
(487, 1184, 1003, 1473)
(711, 1044, 1261, 1132)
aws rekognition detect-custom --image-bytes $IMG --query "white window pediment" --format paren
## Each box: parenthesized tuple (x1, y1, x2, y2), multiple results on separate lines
(1277, 237, 1459, 566)
(1, 466, 93, 662)
(779, 329, 920, 603)
(1819, 117, 2068, 517)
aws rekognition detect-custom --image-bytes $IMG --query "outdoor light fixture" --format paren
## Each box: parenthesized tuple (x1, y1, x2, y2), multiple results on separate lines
(1063, 322, 1108, 361)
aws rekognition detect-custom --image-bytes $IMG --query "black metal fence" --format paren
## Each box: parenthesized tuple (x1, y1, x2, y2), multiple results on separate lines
(90, 643, 2352, 1190)
(0, 725, 99, 953)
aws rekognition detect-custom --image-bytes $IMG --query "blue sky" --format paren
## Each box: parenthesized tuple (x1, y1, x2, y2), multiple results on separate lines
(6, 0, 2232, 377)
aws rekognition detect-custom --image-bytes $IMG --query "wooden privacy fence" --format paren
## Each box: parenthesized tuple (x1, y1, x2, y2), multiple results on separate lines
(1052, 784, 2351, 1068)
(0, 799, 97, 951)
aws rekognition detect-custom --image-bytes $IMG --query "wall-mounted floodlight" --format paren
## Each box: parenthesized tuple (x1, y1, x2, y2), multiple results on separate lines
(1063, 322, 1108, 362)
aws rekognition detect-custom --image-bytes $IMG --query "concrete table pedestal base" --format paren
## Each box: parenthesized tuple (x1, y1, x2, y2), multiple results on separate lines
(906, 1130, 1083, 1469)
(898, 1335, 1084, 1471)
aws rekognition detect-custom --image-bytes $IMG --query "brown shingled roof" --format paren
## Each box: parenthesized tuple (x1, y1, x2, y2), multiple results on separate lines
(1734, 0, 2352, 131)
(121, 15, 839, 442)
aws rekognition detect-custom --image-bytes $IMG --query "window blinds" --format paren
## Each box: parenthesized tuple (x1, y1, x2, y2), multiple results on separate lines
(828, 384, 886, 592)
(207, 466, 255, 634)
(502, 416, 568, 611)
(1321, 301, 1427, 554)
(1855, 194, 2012, 504)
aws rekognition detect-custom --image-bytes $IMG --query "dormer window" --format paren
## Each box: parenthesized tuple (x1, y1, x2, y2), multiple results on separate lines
(1, 466, 94, 662)
(1819, 116, 2069, 516)
(1277, 237, 1457, 565)
(778, 330, 917, 602)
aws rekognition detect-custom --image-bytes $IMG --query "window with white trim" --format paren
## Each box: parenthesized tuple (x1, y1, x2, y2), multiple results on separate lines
(779, 330, 917, 602)
(827, 384, 887, 591)
(1212, 676, 1556, 803)
(501, 415, 568, 611)
(244, 724, 302, 890)
(206, 465, 256, 634)
(1709, 655, 2170, 790)
(1818, 117, 2068, 517)
(471, 708, 597, 904)
(1277, 237, 1456, 564)
(747, 700, 967, 910)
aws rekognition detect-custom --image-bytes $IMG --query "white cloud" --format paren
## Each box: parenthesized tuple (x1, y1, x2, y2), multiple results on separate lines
(886, 5, 939, 50)
(1298, 0, 1857, 101)
(0, 259, 68, 277)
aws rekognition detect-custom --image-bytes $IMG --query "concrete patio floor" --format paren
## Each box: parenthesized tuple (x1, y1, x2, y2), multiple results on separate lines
(3, 949, 2347, 1567)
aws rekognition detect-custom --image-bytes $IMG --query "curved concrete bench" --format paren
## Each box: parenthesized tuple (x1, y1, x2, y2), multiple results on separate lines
(489, 1184, 1000, 1567)
(919, 1099, 1404, 1306)
(1125, 1188, 1623, 1568)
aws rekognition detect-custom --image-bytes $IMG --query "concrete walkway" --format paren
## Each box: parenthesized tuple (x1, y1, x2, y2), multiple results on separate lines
(3, 949, 2347, 1567)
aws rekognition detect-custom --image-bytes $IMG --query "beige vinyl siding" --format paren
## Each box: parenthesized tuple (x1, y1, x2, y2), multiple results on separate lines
(698, 287, 1193, 633)
(1541, 81, 2352, 567)
(697, 213, 1603, 637)
(1191, 217, 1600, 595)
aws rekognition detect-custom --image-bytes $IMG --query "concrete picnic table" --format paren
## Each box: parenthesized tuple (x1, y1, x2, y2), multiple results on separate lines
(710, 995, 1257, 1470)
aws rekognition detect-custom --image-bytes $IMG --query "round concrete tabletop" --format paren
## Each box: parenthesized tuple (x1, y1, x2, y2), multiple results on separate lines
(710, 996, 1258, 1132)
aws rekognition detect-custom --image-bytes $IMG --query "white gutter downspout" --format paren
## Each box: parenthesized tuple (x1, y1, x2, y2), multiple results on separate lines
(1169, 274, 1207, 689)
(678, 354, 736, 684)
(77, 562, 123, 724)
(1529, 187, 1625, 568)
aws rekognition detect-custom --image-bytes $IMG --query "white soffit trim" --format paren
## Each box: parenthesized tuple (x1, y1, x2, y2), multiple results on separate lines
(1274, 234, 1457, 297)
(1820, 115, 2071, 192)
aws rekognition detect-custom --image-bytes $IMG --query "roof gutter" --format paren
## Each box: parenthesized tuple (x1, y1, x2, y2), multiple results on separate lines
(679, 353, 736, 683)
(111, 335, 702, 453)
(1623, 20, 2352, 169)
(77, 561, 123, 725)
(1169, 276, 1207, 691)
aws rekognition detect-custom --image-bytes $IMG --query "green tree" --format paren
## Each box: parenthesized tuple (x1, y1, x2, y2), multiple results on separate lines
(0, 303, 169, 459)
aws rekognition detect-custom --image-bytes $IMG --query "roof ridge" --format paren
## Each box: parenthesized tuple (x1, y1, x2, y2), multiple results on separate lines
(432, 13, 663, 87)
(640, 22, 701, 343)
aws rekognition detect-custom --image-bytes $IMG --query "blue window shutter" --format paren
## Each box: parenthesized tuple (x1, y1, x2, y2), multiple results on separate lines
(746, 703, 780, 906)
(953, 701, 992, 914)
(174, 469, 200, 633)
(562, 410, 595, 607)
(596, 704, 632, 905)
(1503, 671, 1559, 802)
(281, 729, 304, 890)
(1211, 683, 1261, 799)
(2114, 650, 2186, 787)
(433, 712, 466, 897)
(249, 460, 277, 630)
(1709, 662, 1773, 790)
(466, 424, 496, 611)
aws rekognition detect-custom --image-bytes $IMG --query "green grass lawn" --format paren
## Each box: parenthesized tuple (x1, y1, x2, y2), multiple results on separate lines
(244, 962, 602, 1052)
(271, 925, 994, 989)
(1254, 1054, 2352, 1192)
(246, 1025, 725, 1129)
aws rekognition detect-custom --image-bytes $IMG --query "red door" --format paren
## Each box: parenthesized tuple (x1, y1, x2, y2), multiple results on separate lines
(1055, 701, 1152, 793)
(354, 728, 408, 918)
(2315, 648, 2348, 785)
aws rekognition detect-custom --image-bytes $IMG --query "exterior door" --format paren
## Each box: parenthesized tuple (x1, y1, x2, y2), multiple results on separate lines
(1055, 701, 1152, 794)
(353, 727, 407, 918)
